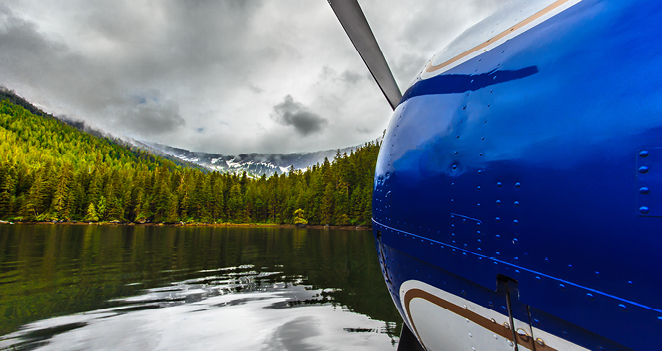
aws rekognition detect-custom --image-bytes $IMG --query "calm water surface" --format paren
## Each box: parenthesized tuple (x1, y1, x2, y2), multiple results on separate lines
(0, 224, 402, 350)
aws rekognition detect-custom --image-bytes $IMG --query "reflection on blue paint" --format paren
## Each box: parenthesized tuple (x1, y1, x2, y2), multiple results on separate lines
(400, 66, 539, 103)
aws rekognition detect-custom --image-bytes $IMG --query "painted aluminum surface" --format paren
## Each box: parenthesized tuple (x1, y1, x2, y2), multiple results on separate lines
(373, 0, 662, 349)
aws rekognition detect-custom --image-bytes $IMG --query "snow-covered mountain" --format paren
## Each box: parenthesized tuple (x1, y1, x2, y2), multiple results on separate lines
(130, 140, 367, 177)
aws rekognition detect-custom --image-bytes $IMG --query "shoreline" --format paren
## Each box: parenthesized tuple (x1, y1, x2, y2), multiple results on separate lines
(0, 220, 372, 231)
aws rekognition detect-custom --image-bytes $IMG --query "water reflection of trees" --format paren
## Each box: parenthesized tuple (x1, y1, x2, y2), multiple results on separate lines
(0, 224, 402, 338)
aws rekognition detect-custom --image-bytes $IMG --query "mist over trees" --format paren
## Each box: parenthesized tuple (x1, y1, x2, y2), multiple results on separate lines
(0, 101, 378, 225)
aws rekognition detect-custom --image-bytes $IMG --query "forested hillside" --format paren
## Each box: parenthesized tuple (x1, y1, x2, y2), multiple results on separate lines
(0, 101, 379, 225)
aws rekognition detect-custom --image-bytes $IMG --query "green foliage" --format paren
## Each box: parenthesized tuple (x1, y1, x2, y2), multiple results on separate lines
(84, 202, 99, 222)
(293, 208, 307, 225)
(0, 101, 380, 225)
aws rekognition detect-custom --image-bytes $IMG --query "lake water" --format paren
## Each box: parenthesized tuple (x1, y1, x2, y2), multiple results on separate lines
(0, 224, 402, 350)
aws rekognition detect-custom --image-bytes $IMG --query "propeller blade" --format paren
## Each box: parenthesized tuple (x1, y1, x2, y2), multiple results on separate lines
(328, 0, 402, 110)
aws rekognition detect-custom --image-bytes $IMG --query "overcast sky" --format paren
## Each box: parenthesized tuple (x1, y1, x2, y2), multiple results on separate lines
(0, 0, 504, 154)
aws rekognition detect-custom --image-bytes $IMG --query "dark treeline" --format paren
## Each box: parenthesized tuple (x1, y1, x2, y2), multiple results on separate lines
(0, 101, 379, 225)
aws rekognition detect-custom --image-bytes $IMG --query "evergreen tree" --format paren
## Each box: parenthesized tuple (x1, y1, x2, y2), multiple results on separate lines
(294, 208, 307, 225)
(0, 169, 15, 218)
(84, 202, 99, 222)
(50, 162, 73, 220)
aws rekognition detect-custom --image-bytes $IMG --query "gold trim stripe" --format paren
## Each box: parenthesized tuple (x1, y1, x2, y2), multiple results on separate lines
(425, 0, 575, 73)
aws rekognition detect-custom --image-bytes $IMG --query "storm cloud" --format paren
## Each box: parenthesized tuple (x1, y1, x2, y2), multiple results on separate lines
(0, 0, 507, 153)
(272, 95, 328, 136)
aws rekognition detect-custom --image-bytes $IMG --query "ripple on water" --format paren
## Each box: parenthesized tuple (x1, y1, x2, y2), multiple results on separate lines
(0, 266, 398, 351)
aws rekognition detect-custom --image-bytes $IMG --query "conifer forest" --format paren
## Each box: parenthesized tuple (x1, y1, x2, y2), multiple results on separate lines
(0, 100, 379, 226)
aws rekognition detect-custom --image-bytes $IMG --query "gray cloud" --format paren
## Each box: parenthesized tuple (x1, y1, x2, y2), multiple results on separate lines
(0, 0, 508, 153)
(111, 93, 185, 135)
(272, 95, 328, 136)
(340, 70, 362, 85)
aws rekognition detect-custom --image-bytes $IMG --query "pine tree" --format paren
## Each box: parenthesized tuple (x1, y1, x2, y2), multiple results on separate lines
(96, 195, 107, 221)
(321, 182, 334, 225)
(166, 193, 179, 223)
(0, 169, 15, 218)
(293, 208, 307, 225)
(50, 162, 73, 220)
(84, 202, 99, 222)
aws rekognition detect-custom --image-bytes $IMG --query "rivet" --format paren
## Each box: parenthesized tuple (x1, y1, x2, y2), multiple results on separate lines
(515, 269, 520, 274)
(508, 341, 513, 347)
(535, 276, 541, 281)
(536, 338, 545, 346)
(515, 182, 521, 188)
(495, 217, 501, 221)
(481, 137, 485, 140)
(512, 238, 518, 244)
(462, 290, 466, 295)
(639, 166, 649, 173)
(640, 187, 650, 194)
(452, 165, 458, 170)
(477, 186, 481, 189)
(478, 170, 482, 173)
(489, 302, 494, 308)
(496, 200, 502, 204)
(639, 150, 649, 157)
(619, 304, 627, 310)
(559, 284, 566, 291)
(452, 182, 455, 186)
(533, 319, 540, 327)
(495, 235, 501, 239)
(586, 293, 594, 301)
(503, 322, 510, 330)
(456, 135, 460, 139)
(639, 206, 650, 214)
(513, 219, 519, 225)
(497, 182, 502, 187)
(514, 201, 520, 207)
